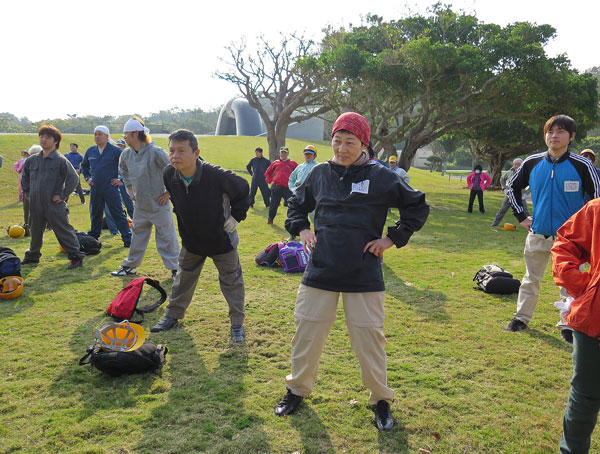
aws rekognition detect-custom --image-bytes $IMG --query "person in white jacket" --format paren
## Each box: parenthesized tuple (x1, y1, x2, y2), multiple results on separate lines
(111, 117, 180, 278)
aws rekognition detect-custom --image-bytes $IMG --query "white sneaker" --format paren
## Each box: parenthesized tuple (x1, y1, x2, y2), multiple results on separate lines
(110, 266, 137, 277)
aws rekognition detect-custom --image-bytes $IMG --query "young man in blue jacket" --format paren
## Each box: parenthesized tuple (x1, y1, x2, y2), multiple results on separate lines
(81, 125, 132, 247)
(504, 115, 600, 343)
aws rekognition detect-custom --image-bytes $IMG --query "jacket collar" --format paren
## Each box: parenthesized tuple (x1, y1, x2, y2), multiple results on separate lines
(172, 158, 204, 186)
(545, 150, 571, 163)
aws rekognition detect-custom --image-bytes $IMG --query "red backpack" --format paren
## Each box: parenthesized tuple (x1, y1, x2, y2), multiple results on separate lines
(106, 277, 167, 322)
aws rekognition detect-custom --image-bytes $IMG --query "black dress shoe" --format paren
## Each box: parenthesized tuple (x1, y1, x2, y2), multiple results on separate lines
(151, 316, 178, 332)
(274, 389, 303, 417)
(374, 400, 393, 431)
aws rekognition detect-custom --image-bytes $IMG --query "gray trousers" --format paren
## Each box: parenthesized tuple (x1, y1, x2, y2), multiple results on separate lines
(25, 198, 83, 261)
(121, 204, 179, 271)
(165, 242, 245, 325)
(492, 194, 530, 226)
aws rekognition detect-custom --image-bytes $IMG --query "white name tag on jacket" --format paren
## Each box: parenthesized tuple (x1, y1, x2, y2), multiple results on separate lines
(351, 180, 370, 194)
(564, 181, 579, 192)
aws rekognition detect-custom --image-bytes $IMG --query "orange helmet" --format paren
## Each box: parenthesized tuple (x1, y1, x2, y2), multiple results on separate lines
(0, 276, 24, 300)
(96, 321, 146, 352)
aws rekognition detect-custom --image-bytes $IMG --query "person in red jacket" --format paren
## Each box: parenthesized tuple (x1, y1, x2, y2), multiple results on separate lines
(264, 146, 298, 224)
(552, 198, 600, 453)
(466, 164, 492, 213)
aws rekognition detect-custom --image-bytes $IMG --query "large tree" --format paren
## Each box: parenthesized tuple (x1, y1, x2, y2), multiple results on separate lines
(215, 34, 331, 161)
(303, 6, 593, 170)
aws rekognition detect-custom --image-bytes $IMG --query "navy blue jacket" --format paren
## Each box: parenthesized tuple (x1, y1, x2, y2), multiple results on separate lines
(246, 156, 271, 180)
(81, 143, 123, 188)
(508, 151, 600, 236)
(64, 151, 83, 170)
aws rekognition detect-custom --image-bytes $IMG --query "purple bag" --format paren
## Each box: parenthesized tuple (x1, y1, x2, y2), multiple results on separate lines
(278, 242, 309, 273)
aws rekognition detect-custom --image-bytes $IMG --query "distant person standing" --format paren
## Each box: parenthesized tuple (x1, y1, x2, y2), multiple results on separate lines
(264, 146, 297, 224)
(14, 149, 31, 202)
(580, 149, 600, 203)
(81, 125, 132, 247)
(113, 139, 135, 217)
(388, 155, 410, 184)
(288, 145, 318, 193)
(246, 147, 271, 208)
(64, 143, 86, 204)
(20, 125, 85, 269)
(466, 164, 491, 213)
(111, 117, 179, 278)
(490, 158, 529, 227)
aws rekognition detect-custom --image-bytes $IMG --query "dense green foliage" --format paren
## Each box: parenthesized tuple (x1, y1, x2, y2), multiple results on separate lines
(0, 135, 592, 453)
(0, 107, 221, 135)
(303, 6, 599, 170)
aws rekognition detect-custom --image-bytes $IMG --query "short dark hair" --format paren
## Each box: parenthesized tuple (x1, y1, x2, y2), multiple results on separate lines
(70, 142, 78, 148)
(544, 115, 577, 138)
(168, 129, 198, 151)
(255, 147, 263, 153)
(38, 124, 62, 149)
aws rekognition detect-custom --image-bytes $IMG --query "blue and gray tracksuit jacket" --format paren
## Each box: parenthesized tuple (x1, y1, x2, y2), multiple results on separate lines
(507, 150, 600, 236)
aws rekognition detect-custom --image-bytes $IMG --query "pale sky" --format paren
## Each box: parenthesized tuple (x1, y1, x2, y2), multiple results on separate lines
(2, 0, 598, 122)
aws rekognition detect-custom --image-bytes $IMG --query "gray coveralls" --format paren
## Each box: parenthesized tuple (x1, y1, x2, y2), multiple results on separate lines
(21, 150, 84, 261)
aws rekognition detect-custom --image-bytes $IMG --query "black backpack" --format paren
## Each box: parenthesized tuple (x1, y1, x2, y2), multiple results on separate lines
(75, 231, 102, 255)
(79, 341, 168, 377)
(0, 247, 21, 279)
(473, 264, 521, 294)
(255, 242, 283, 267)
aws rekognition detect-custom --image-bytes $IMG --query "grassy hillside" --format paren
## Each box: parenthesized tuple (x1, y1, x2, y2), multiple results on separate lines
(0, 134, 582, 453)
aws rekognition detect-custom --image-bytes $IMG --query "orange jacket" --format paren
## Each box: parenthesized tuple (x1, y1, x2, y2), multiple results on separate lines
(551, 198, 600, 338)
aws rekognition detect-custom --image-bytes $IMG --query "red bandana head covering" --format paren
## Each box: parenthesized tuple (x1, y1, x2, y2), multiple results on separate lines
(331, 112, 371, 147)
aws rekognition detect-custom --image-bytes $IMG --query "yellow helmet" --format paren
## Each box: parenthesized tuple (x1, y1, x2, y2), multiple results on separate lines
(0, 276, 24, 300)
(7, 225, 25, 239)
(96, 321, 146, 352)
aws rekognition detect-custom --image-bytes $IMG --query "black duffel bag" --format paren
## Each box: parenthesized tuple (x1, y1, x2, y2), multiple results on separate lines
(79, 341, 168, 377)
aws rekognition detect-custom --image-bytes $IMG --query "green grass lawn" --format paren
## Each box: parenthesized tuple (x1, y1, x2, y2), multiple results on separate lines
(0, 134, 582, 453)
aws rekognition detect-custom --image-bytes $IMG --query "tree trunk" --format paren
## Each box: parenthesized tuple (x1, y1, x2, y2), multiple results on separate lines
(399, 139, 420, 171)
(487, 154, 507, 187)
(441, 161, 447, 176)
(380, 140, 398, 164)
(269, 122, 289, 162)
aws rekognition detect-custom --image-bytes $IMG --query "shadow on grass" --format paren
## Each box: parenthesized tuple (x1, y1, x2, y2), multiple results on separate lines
(382, 264, 449, 321)
(524, 327, 572, 353)
(289, 404, 334, 454)
(50, 316, 156, 419)
(135, 328, 270, 454)
(378, 414, 409, 454)
(18, 244, 123, 294)
(0, 294, 35, 320)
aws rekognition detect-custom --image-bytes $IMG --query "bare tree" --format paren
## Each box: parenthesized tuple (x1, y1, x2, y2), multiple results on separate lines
(215, 34, 332, 161)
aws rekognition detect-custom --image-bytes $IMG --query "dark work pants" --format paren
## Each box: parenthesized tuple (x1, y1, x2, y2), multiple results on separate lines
(250, 177, 270, 207)
(560, 330, 600, 454)
(268, 185, 292, 221)
(24, 198, 84, 261)
(468, 189, 485, 213)
(89, 185, 131, 243)
(23, 196, 30, 226)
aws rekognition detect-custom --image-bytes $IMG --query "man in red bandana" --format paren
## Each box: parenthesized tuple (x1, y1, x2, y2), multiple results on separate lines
(273, 112, 430, 431)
